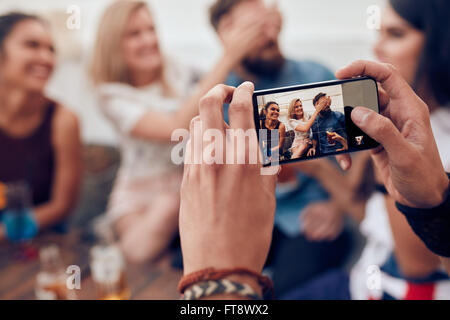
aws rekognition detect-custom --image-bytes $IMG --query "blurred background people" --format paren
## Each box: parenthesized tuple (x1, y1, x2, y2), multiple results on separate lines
(0, 13, 82, 242)
(284, 0, 450, 300)
(90, 0, 264, 263)
(209, 0, 354, 297)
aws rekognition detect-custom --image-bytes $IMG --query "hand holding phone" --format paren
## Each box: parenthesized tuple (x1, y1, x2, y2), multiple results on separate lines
(335, 60, 449, 209)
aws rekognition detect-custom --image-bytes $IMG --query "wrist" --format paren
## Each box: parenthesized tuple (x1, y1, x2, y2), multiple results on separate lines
(179, 267, 272, 299)
(433, 173, 450, 208)
(396, 173, 450, 213)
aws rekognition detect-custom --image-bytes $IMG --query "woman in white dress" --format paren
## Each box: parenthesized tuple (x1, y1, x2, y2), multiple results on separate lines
(90, 0, 267, 263)
(287, 98, 325, 159)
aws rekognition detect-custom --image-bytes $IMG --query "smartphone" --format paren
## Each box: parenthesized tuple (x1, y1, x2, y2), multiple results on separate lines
(252, 76, 380, 166)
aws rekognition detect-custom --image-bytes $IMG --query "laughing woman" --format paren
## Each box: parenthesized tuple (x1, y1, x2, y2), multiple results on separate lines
(90, 1, 266, 263)
(0, 13, 82, 242)
(260, 101, 286, 162)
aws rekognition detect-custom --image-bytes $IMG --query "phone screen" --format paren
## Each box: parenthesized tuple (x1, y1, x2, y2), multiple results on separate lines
(253, 77, 380, 166)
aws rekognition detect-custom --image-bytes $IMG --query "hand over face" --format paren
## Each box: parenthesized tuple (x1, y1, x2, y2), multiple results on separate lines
(218, 7, 268, 63)
(316, 98, 328, 113)
(336, 60, 449, 208)
(180, 82, 278, 275)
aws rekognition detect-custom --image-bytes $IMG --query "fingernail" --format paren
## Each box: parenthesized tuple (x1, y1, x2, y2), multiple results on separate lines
(351, 107, 370, 125)
(241, 81, 254, 89)
(340, 159, 349, 171)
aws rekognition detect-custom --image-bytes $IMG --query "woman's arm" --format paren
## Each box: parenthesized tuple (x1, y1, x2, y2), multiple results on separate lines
(385, 196, 441, 278)
(293, 110, 321, 133)
(443, 259, 450, 274)
(33, 106, 82, 230)
(295, 157, 366, 223)
(130, 55, 238, 142)
(271, 123, 286, 152)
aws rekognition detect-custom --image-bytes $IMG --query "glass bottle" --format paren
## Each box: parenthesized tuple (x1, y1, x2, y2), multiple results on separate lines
(35, 245, 77, 300)
(90, 217, 130, 300)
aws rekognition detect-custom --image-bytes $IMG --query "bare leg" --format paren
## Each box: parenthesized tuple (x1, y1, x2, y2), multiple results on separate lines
(116, 193, 180, 264)
(291, 143, 309, 159)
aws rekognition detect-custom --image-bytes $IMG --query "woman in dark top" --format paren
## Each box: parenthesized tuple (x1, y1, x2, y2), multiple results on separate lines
(0, 13, 82, 241)
(260, 101, 285, 162)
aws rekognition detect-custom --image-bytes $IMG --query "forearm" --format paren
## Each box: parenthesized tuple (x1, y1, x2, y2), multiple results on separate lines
(134, 55, 238, 142)
(305, 111, 319, 129)
(386, 196, 441, 278)
(396, 173, 450, 259)
(296, 112, 319, 132)
(346, 152, 372, 190)
(442, 258, 450, 275)
(173, 55, 237, 130)
(33, 200, 74, 230)
(278, 136, 285, 151)
(314, 161, 365, 223)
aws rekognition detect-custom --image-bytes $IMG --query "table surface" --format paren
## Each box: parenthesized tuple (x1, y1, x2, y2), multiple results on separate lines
(0, 230, 182, 300)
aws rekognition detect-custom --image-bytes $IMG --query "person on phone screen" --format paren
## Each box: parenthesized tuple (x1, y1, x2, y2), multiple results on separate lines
(311, 93, 348, 156)
(287, 98, 324, 159)
(260, 101, 285, 163)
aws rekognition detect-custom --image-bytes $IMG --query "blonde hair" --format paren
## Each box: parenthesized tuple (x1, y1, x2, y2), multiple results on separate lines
(288, 98, 305, 121)
(90, 1, 173, 95)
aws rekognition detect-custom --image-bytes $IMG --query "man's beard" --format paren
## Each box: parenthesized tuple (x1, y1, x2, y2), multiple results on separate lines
(242, 54, 285, 78)
(320, 108, 332, 117)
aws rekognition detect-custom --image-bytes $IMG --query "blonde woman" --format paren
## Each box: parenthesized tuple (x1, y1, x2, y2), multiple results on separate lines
(287, 98, 324, 159)
(90, 1, 267, 263)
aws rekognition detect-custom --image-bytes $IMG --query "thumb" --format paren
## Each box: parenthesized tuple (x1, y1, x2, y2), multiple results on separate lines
(351, 107, 409, 156)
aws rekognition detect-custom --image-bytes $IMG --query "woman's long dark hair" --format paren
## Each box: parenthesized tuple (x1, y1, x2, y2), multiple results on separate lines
(0, 12, 41, 53)
(390, 0, 450, 106)
(260, 101, 278, 120)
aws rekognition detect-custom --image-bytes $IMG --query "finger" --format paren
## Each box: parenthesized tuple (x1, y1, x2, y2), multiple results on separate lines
(228, 81, 255, 130)
(182, 139, 193, 184)
(303, 212, 321, 235)
(335, 154, 352, 170)
(351, 107, 410, 156)
(189, 116, 203, 165)
(199, 84, 235, 132)
(378, 85, 390, 111)
(260, 164, 281, 180)
(335, 60, 413, 100)
(313, 221, 334, 239)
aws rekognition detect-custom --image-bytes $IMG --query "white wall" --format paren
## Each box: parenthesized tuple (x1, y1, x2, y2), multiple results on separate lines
(0, 0, 387, 145)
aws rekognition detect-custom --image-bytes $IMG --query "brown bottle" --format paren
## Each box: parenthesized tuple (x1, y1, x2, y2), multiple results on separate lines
(35, 245, 77, 300)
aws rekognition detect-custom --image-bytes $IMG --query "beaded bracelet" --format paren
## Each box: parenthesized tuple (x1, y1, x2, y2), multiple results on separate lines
(178, 267, 274, 299)
(181, 279, 262, 300)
